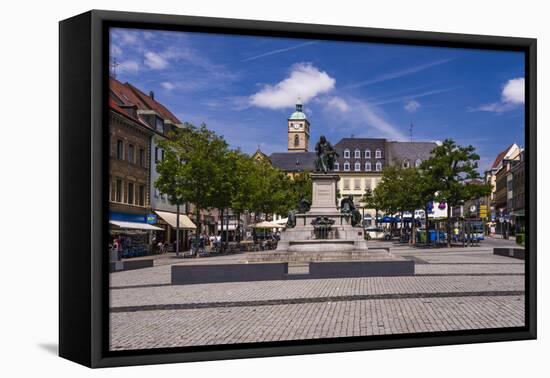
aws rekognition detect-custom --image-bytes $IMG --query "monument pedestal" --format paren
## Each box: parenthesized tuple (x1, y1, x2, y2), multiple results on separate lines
(272, 172, 370, 257)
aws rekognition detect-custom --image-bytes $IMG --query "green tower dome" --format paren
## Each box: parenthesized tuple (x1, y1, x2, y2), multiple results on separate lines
(289, 98, 307, 120)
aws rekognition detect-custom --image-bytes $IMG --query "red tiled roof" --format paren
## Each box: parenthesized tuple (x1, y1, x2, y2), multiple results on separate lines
(108, 97, 150, 129)
(125, 83, 181, 124)
(491, 144, 513, 169)
(109, 77, 182, 125)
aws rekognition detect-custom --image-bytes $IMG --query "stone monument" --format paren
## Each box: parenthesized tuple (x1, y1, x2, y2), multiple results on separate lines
(251, 135, 375, 260)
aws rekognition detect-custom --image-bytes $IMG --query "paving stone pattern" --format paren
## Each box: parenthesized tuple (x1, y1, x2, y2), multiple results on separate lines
(109, 248, 525, 351)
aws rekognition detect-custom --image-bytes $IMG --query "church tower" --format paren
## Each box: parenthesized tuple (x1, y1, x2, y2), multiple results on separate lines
(287, 98, 310, 152)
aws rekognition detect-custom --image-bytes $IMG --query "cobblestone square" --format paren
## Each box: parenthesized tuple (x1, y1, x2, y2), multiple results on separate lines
(109, 244, 525, 351)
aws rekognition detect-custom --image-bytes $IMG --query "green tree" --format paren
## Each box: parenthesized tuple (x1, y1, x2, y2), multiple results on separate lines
(156, 123, 229, 252)
(422, 139, 492, 246)
(362, 188, 382, 227)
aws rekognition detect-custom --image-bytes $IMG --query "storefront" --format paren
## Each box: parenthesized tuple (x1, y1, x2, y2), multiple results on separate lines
(154, 210, 196, 251)
(109, 212, 162, 258)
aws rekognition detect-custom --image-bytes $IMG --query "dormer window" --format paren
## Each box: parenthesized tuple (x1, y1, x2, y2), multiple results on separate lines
(365, 149, 371, 158)
(155, 116, 164, 132)
(403, 159, 410, 168)
(344, 149, 350, 158)
(375, 160, 382, 171)
(365, 161, 371, 171)
(354, 161, 361, 171)
(375, 148, 382, 159)
(334, 162, 340, 171)
(354, 149, 361, 158)
(415, 159, 422, 168)
(344, 161, 350, 171)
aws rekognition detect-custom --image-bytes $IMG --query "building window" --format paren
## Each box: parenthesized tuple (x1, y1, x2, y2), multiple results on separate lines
(334, 162, 340, 171)
(375, 148, 382, 159)
(128, 144, 135, 164)
(155, 147, 159, 163)
(115, 179, 122, 202)
(365, 149, 371, 158)
(343, 179, 350, 190)
(354, 178, 361, 190)
(116, 140, 124, 160)
(155, 116, 164, 132)
(365, 161, 371, 171)
(127, 182, 134, 205)
(154, 188, 159, 198)
(294, 134, 300, 147)
(138, 185, 145, 206)
(344, 161, 350, 171)
(344, 149, 350, 158)
(354, 149, 361, 158)
(403, 159, 410, 168)
(415, 159, 422, 168)
(354, 161, 361, 171)
(161, 149, 165, 161)
(139, 148, 145, 167)
(376, 160, 382, 171)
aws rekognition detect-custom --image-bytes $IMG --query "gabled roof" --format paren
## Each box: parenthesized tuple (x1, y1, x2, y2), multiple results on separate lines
(109, 77, 182, 124)
(125, 83, 181, 124)
(491, 144, 513, 169)
(269, 152, 316, 172)
(387, 141, 437, 163)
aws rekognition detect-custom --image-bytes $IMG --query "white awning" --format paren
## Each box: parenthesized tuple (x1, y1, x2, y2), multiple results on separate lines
(274, 218, 288, 225)
(154, 211, 197, 230)
(253, 221, 286, 229)
(109, 220, 163, 231)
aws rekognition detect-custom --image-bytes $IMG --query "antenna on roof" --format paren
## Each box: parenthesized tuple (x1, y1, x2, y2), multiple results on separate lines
(110, 57, 119, 79)
(409, 122, 413, 143)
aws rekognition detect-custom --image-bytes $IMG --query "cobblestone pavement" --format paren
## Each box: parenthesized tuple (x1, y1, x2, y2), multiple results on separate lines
(109, 247, 525, 351)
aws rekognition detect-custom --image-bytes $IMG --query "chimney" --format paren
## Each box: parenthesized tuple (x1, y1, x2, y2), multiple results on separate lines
(149, 91, 155, 100)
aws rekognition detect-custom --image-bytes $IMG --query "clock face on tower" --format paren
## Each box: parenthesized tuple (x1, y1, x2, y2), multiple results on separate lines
(293, 123, 300, 130)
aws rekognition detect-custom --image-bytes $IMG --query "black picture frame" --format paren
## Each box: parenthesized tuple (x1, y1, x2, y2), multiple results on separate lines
(59, 9, 537, 368)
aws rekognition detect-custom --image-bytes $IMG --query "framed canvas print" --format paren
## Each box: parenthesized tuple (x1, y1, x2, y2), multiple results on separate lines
(59, 10, 536, 368)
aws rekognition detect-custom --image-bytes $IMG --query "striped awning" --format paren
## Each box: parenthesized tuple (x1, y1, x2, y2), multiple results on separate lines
(109, 220, 163, 231)
(154, 210, 197, 230)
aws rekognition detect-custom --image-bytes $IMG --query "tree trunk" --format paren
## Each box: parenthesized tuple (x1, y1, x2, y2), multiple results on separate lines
(446, 204, 452, 247)
(425, 204, 430, 245)
(219, 208, 224, 252)
(410, 209, 416, 244)
(176, 203, 180, 256)
(195, 207, 201, 257)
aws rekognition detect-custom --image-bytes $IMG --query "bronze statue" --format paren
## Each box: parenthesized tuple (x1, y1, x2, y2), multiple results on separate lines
(340, 195, 362, 227)
(286, 196, 311, 228)
(315, 135, 339, 173)
(298, 197, 311, 213)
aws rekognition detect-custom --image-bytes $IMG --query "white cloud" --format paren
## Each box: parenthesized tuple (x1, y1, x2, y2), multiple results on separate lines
(404, 99, 421, 112)
(473, 77, 525, 113)
(501, 77, 525, 104)
(117, 60, 139, 75)
(160, 81, 175, 90)
(344, 59, 453, 89)
(144, 51, 169, 70)
(322, 96, 408, 141)
(249, 63, 335, 109)
(241, 41, 317, 62)
(110, 44, 122, 57)
(325, 96, 350, 112)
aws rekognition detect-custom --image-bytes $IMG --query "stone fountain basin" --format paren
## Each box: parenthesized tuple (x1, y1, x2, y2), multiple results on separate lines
(287, 239, 356, 252)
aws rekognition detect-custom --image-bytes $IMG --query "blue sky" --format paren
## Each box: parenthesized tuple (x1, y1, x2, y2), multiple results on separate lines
(110, 28, 525, 171)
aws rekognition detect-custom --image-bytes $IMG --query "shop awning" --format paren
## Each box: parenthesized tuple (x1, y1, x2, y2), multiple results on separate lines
(253, 221, 285, 229)
(154, 211, 197, 230)
(274, 218, 288, 225)
(109, 220, 163, 231)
